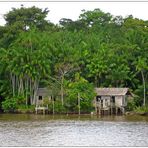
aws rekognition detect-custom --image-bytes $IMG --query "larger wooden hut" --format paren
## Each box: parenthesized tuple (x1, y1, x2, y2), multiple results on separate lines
(94, 88, 132, 115)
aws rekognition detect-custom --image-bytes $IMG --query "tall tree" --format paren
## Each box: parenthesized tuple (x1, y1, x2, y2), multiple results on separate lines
(2, 6, 54, 48)
(2, 28, 51, 105)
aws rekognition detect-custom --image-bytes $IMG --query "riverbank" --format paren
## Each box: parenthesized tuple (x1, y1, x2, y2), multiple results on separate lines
(1, 103, 148, 116)
(2, 108, 94, 115)
(1, 109, 148, 117)
(126, 111, 148, 116)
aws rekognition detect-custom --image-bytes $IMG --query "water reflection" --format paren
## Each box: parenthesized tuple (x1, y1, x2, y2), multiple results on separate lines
(0, 114, 148, 146)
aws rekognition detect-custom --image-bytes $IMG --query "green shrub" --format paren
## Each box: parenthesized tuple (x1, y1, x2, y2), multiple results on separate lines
(16, 96, 26, 104)
(46, 100, 67, 114)
(17, 105, 35, 110)
(2, 96, 26, 112)
(43, 98, 50, 106)
(126, 100, 136, 111)
(17, 105, 35, 113)
(46, 102, 54, 113)
(2, 97, 18, 112)
(54, 100, 67, 114)
(80, 98, 94, 113)
(134, 106, 148, 114)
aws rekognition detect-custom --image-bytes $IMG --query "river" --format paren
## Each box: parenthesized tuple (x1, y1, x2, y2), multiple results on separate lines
(0, 113, 148, 146)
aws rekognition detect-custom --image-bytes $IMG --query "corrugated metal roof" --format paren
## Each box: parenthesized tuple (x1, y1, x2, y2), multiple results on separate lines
(95, 88, 129, 96)
(36, 88, 52, 96)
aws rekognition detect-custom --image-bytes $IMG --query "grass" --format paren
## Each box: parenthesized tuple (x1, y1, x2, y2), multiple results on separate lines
(134, 106, 148, 115)
(17, 105, 35, 113)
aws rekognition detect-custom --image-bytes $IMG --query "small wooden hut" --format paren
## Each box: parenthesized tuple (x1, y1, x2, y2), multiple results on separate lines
(94, 88, 132, 115)
(35, 88, 52, 114)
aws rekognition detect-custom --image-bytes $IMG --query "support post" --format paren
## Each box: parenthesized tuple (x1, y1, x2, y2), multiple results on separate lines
(116, 107, 118, 115)
(78, 93, 80, 115)
(122, 107, 125, 115)
(43, 108, 45, 115)
(110, 98, 112, 115)
(35, 105, 38, 114)
(95, 97, 97, 114)
(53, 97, 55, 115)
(98, 108, 101, 115)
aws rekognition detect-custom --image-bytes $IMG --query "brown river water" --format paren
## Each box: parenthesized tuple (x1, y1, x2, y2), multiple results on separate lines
(0, 113, 148, 146)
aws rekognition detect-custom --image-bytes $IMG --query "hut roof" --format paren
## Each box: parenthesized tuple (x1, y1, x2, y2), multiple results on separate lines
(95, 88, 129, 96)
(36, 88, 52, 96)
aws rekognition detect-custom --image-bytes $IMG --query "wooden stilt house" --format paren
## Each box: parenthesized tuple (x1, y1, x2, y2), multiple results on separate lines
(94, 88, 132, 115)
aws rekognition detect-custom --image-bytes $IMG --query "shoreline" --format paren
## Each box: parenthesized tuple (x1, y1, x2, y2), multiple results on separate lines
(125, 111, 148, 116)
(1, 110, 148, 116)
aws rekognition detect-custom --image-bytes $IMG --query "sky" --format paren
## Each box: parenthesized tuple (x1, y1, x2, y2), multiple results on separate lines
(0, 1, 148, 26)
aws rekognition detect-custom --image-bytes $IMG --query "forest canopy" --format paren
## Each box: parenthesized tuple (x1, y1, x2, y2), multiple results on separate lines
(0, 6, 147, 113)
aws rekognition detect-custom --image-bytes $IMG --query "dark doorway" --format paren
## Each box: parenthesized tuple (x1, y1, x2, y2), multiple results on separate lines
(111, 96, 115, 103)
(101, 100, 103, 108)
(96, 96, 101, 102)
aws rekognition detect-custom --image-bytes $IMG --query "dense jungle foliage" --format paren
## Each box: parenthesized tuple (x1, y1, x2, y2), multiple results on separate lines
(0, 6, 147, 113)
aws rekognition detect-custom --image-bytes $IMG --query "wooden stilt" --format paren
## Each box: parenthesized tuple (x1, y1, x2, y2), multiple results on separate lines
(96, 107, 98, 115)
(99, 108, 101, 115)
(116, 107, 118, 115)
(35, 105, 37, 114)
(95, 99, 97, 114)
(111, 106, 113, 115)
(108, 108, 110, 115)
(122, 107, 125, 115)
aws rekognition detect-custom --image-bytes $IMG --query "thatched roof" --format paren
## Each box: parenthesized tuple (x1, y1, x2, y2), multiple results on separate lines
(36, 88, 52, 96)
(95, 88, 129, 96)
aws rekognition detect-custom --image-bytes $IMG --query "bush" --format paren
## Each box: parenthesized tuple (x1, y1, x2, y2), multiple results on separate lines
(2, 97, 18, 112)
(43, 98, 50, 106)
(2, 96, 26, 112)
(126, 100, 136, 111)
(64, 97, 77, 112)
(80, 98, 94, 113)
(134, 106, 148, 114)
(54, 100, 67, 114)
(46, 100, 67, 114)
(47, 102, 53, 113)
(17, 105, 35, 113)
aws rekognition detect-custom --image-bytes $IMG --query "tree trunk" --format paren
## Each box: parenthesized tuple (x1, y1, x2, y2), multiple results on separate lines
(33, 79, 39, 105)
(18, 78, 21, 95)
(61, 75, 64, 106)
(21, 78, 24, 96)
(16, 76, 18, 94)
(25, 77, 29, 106)
(30, 79, 33, 105)
(10, 73, 15, 97)
(95, 76, 98, 87)
(141, 70, 146, 106)
(18, 77, 24, 96)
